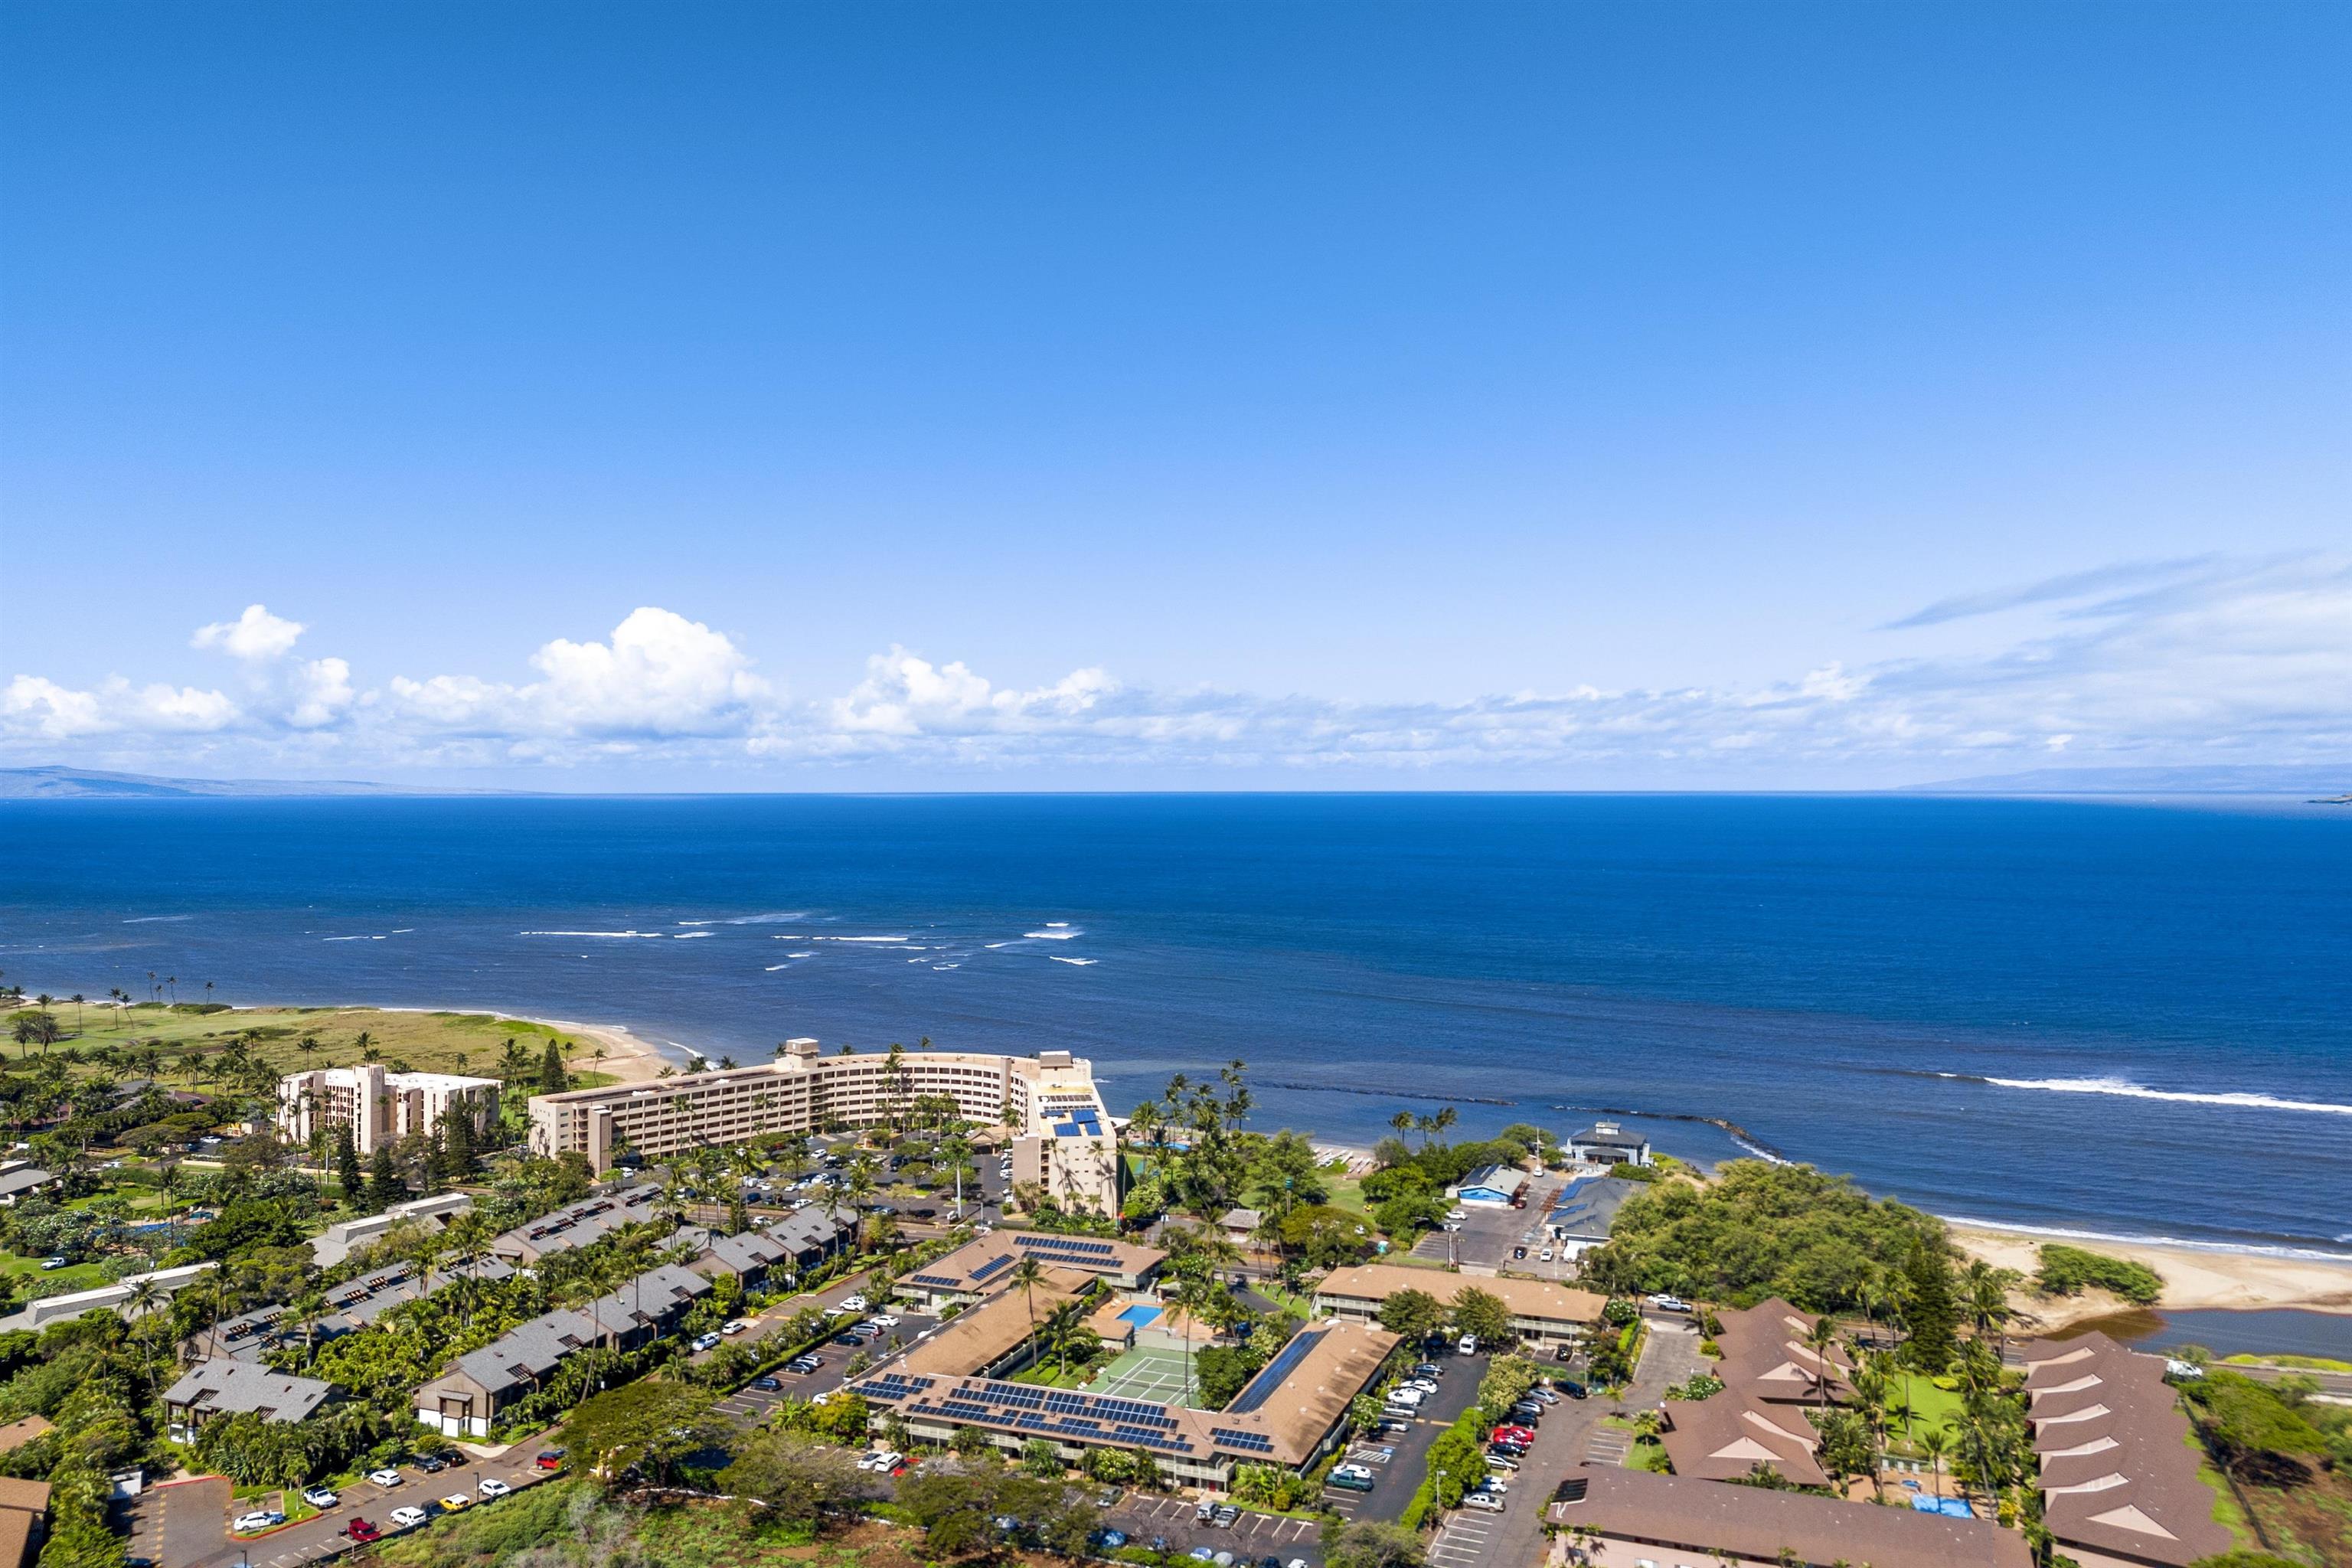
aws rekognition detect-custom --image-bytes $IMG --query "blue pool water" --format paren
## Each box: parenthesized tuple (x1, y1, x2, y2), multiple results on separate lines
(1118, 1305, 1163, 1328)
(2, 792, 2347, 1252)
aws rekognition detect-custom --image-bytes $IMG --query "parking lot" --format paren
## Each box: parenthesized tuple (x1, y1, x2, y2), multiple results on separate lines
(1104, 1491, 1320, 1564)
(1321, 1349, 1484, 1524)
(1410, 1175, 1583, 1277)
(712, 1305, 941, 1425)
(126, 1442, 563, 1568)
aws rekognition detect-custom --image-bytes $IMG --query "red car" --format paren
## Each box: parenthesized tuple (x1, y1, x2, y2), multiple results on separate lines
(534, 1449, 567, 1472)
(1491, 1426, 1536, 1446)
(345, 1520, 381, 1544)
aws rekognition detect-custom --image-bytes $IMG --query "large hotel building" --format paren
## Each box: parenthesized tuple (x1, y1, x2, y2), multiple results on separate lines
(276, 1064, 501, 1155)
(526, 1040, 1122, 1214)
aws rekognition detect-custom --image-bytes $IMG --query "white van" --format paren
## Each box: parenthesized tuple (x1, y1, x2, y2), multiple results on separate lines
(1458, 1334, 1479, 1355)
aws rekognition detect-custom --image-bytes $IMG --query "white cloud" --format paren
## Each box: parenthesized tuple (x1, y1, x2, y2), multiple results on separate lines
(192, 604, 305, 662)
(5, 560, 2348, 782)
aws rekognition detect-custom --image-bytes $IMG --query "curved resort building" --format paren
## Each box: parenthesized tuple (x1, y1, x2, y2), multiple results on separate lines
(525, 1040, 1120, 1214)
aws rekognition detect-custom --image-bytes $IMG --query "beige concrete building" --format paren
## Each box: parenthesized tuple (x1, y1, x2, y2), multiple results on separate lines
(1314, 1263, 1604, 1350)
(527, 1040, 1122, 1213)
(276, 1063, 499, 1155)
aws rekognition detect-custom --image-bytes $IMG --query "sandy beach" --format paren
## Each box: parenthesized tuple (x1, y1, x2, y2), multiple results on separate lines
(1951, 1221, 2352, 1328)
(531, 1017, 679, 1085)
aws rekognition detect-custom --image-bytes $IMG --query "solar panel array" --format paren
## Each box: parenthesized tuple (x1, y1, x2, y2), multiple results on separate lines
(858, 1374, 936, 1404)
(900, 1378, 1197, 1455)
(1011, 1234, 1121, 1267)
(909, 1272, 962, 1289)
(970, 1254, 1015, 1283)
(1226, 1327, 1323, 1414)
(1210, 1427, 1274, 1454)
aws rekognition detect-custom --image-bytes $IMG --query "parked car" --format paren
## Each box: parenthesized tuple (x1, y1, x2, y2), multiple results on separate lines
(1537, 1248, 1554, 1263)
(838, 1295, 868, 1312)
(38, 1258, 67, 1272)
(693, 1332, 723, 1352)
(1648, 1294, 1692, 1313)
(1410, 1362, 1444, 1378)
(1555, 1380, 1589, 1398)
(1462, 1491, 1504, 1512)
(233, 1512, 285, 1534)
(437, 1494, 472, 1514)
(367, 1469, 404, 1488)
(1458, 1334, 1479, 1354)
(302, 1487, 339, 1508)
(536, 1449, 567, 1470)
(1093, 1530, 1129, 1551)
(1211, 1553, 1236, 1568)
(1492, 1425, 1536, 1445)
(753, 1376, 782, 1392)
(1511, 1246, 1527, 1259)
(1213, 1504, 1240, 1528)
(1331, 1464, 1375, 1484)
(478, 1478, 511, 1498)
(344, 1519, 381, 1544)
(1484, 1454, 1519, 1473)
(1527, 1387, 1560, 1405)
(1187, 1550, 1216, 1563)
(389, 1508, 427, 1530)
(417, 1454, 449, 1475)
(723, 1319, 752, 1335)
(831, 1332, 866, 1347)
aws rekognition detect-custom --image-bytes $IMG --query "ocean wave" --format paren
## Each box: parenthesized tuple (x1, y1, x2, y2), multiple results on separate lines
(1024, 928, 1081, 939)
(519, 929, 667, 939)
(783, 951, 815, 958)
(1050, 956, 1099, 966)
(984, 942, 1012, 949)
(122, 915, 191, 923)
(684, 913, 805, 926)
(764, 964, 791, 972)
(321, 934, 384, 942)
(933, 964, 959, 970)
(1937, 1214, 2352, 1263)
(818, 935, 910, 943)
(1961, 1073, 2352, 1117)
(671, 931, 713, 939)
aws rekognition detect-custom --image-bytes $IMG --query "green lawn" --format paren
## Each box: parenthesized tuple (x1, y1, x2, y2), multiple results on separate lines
(15, 1002, 598, 1084)
(1883, 1373, 1966, 1452)
(0, 1253, 105, 1291)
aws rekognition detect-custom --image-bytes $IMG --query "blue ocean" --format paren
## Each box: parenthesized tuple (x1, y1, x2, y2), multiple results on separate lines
(2, 793, 2347, 1253)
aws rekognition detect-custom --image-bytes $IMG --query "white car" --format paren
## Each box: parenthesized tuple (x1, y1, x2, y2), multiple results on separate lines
(858, 1450, 903, 1472)
(1649, 1294, 1692, 1314)
(1537, 1248, 1554, 1263)
(692, 1332, 722, 1352)
(838, 1295, 868, 1312)
(1462, 1491, 1504, 1512)
(1458, 1334, 1479, 1354)
(1403, 1378, 1439, 1394)
(301, 1487, 339, 1508)
(866, 1312, 900, 1327)
(1475, 1478, 1509, 1494)
(368, 1469, 403, 1488)
(723, 1318, 752, 1335)
(234, 1511, 285, 1534)
(478, 1478, 511, 1498)
(1331, 1464, 1374, 1482)
(389, 1507, 427, 1530)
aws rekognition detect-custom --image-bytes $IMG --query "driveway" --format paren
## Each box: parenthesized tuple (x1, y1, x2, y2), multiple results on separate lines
(712, 1311, 939, 1426)
(168, 1446, 560, 1568)
(122, 1475, 229, 1568)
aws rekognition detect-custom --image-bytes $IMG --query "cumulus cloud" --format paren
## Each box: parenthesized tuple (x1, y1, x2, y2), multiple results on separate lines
(192, 603, 306, 661)
(5, 560, 2348, 781)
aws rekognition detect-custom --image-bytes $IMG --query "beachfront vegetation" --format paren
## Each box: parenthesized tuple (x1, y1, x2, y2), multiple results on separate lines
(2034, 1242, 2164, 1305)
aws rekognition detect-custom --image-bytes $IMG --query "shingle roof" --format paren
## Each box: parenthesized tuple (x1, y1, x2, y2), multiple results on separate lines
(1548, 1464, 2034, 1568)
(492, 1183, 666, 1258)
(1660, 1393, 1828, 1486)
(163, 1359, 334, 1423)
(2014, 1334, 2232, 1567)
(1314, 1263, 1604, 1325)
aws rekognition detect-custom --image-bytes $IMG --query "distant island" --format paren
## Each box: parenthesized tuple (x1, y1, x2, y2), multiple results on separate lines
(1909, 763, 2350, 795)
(0, 765, 480, 799)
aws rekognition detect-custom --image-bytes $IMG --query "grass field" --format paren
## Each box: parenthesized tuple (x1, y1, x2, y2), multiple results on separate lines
(0, 1253, 104, 1291)
(8, 1002, 620, 1087)
(1883, 1372, 1965, 1451)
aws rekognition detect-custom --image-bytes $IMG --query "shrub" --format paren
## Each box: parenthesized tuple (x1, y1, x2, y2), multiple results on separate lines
(2035, 1244, 2162, 1306)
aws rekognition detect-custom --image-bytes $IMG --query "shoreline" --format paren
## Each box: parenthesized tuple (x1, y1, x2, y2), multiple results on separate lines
(305, 1002, 684, 1086)
(1949, 1220, 2352, 1328)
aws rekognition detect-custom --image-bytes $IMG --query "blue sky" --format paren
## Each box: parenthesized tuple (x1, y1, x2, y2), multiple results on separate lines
(3, 2, 2346, 788)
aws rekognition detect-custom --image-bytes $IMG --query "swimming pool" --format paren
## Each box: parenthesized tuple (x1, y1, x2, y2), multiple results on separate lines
(1117, 1304, 1163, 1328)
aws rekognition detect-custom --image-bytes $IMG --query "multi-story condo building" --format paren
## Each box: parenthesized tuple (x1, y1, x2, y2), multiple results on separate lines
(276, 1063, 500, 1155)
(527, 1040, 1122, 1214)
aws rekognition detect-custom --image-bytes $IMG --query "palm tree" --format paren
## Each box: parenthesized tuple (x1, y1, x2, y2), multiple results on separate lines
(1008, 1256, 1049, 1372)
(1804, 1315, 1841, 1413)
(1964, 1262, 2011, 1361)
(1919, 1428, 1948, 1499)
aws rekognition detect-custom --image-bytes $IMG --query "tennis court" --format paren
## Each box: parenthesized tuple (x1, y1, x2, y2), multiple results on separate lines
(1087, 1344, 1200, 1406)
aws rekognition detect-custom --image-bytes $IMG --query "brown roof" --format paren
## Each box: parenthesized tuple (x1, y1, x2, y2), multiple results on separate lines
(1547, 1464, 2034, 1568)
(1315, 1263, 1603, 1325)
(2013, 1334, 2231, 1567)
(0, 1419, 50, 1455)
(1661, 1394, 1828, 1487)
(1713, 1298, 1855, 1403)
(0, 1506, 29, 1568)
(0, 1478, 49, 1516)
(909, 1233, 1165, 1295)
(895, 1275, 1087, 1378)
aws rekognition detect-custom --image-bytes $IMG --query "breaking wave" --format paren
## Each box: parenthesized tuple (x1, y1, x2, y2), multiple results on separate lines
(519, 929, 667, 939)
(1952, 1073, 2352, 1117)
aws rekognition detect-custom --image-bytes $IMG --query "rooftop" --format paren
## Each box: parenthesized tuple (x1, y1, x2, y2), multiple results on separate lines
(1315, 1263, 1605, 1325)
(163, 1359, 334, 1423)
(1547, 1464, 2034, 1568)
(902, 1230, 1165, 1295)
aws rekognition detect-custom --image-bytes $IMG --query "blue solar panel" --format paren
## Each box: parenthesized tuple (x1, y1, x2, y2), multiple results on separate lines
(1211, 1428, 1275, 1453)
(971, 1254, 1014, 1282)
(1227, 1328, 1323, 1414)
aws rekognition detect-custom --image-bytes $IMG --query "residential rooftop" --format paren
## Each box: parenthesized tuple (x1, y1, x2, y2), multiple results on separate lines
(1547, 1464, 2034, 1568)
